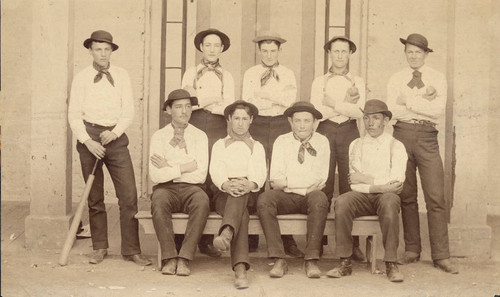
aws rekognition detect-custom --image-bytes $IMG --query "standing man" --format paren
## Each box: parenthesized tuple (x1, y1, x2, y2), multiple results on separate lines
(68, 30, 151, 266)
(149, 89, 210, 276)
(241, 31, 301, 257)
(387, 33, 458, 274)
(310, 36, 366, 261)
(181, 28, 235, 257)
(257, 101, 330, 279)
(327, 100, 407, 283)
(210, 100, 267, 289)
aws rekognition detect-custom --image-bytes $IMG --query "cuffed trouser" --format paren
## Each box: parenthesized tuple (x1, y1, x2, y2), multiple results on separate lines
(335, 191, 400, 262)
(151, 182, 210, 261)
(316, 119, 359, 200)
(393, 121, 450, 260)
(249, 115, 290, 160)
(214, 189, 258, 270)
(257, 190, 329, 260)
(76, 123, 141, 256)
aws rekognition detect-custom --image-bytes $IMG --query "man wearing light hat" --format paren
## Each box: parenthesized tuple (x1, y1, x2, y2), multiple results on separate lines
(149, 89, 210, 276)
(257, 101, 330, 279)
(310, 36, 366, 261)
(181, 28, 235, 257)
(387, 33, 457, 274)
(241, 31, 301, 257)
(326, 99, 407, 282)
(210, 100, 267, 289)
(68, 30, 151, 266)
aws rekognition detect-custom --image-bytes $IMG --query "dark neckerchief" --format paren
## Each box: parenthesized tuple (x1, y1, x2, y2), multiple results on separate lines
(260, 62, 280, 86)
(225, 127, 254, 153)
(195, 59, 224, 86)
(169, 122, 188, 154)
(93, 61, 114, 87)
(407, 69, 425, 89)
(293, 133, 317, 164)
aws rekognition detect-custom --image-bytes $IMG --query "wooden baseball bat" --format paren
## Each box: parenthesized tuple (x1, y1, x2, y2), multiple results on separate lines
(59, 159, 99, 266)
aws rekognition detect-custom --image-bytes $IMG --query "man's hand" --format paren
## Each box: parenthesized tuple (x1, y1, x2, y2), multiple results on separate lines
(84, 139, 106, 159)
(322, 93, 336, 108)
(180, 160, 197, 174)
(396, 94, 407, 105)
(100, 130, 118, 146)
(232, 178, 257, 195)
(222, 179, 252, 197)
(422, 86, 437, 101)
(344, 87, 360, 104)
(306, 180, 323, 194)
(269, 179, 287, 190)
(150, 154, 170, 169)
(386, 180, 403, 194)
(348, 169, 374, 185)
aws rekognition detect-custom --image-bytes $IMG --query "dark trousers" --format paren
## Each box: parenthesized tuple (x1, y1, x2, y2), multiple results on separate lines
(151, 182, 210, 261)
(214, 189, 258, 269)
(316, 119, 359, 200)
(257, 190, 329, 260)
(393, 121, 450, 260)
(76, 123, 140, 256)
(335, 191, 400, 262)
(249, 115, 290, 160)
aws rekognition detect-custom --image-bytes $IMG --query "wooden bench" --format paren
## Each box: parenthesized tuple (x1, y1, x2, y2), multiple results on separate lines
(135, 211, 380, 273)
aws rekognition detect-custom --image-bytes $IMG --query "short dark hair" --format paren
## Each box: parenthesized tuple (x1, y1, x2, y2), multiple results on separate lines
(226, 104, 252, 120)
(258, 40, 281, 49)
(328, 39, 354, 53)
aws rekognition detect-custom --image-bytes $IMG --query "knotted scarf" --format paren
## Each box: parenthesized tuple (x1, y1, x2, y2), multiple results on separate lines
(407, 70, 425, 89)
(294, 133, 317, 164)
(194, 59, 224, 91)
(93, 61, 114, 87)
(225, 126, 254, 153)
(260, 62, 280, 86)
(169, 122, 188, 153)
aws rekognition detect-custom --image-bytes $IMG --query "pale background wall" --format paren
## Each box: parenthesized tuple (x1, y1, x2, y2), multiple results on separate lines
(1, 0, 499, 217)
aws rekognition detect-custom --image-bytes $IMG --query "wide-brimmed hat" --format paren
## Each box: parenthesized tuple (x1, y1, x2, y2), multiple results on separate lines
(360, 99, 392, 119)
(253, 31, 287, 44)
(83, 30, 119, 51)
(163, 89, 199, 111)
(399, 33, 433, 52)
(224, 100, 259, 120)
(194, 28, 230, 52)
(323, 36, 356, 53)
(284, 101, 322, 120)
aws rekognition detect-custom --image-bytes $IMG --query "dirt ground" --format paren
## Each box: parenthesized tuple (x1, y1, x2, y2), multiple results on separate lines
(2, 201, 500, 297)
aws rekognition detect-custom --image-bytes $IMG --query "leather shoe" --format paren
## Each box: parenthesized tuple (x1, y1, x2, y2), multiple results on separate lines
(199, 244, 222, 257)
(397, 251, 420, 265)
(176, 258, 191, 276)
(386, 262, 404, 282)
(161, 258, 177, 275)
(269, 258, 288, 278)
(123, 254, 152, 266)
(434, 258, 458, 274)
(89, 249, 107, 264)
(304, 260, 321, 278)
(284, 244, 305, 258)
(326, 258, 352, 278)
(234, 263, 249, 289)
(213, 226, 233, 252)
(352, 246, 366, 262)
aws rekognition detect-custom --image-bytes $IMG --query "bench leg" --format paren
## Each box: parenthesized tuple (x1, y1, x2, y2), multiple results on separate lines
(365, 235, 377, 274)
(157, 241, 162, 270)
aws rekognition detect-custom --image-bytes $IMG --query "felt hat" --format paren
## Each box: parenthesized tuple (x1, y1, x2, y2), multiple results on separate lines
(194, 28, 230, 52)
(83, 30, 119, 51)
(284, 101, 322, 120)
(399, 33, 433, 52)
(323, 36, 356, 53)
(360, 99, 392, 120)
(252, 31, 287, 44)
(163, 89, 198, 111)
(224, 100, 259, 120)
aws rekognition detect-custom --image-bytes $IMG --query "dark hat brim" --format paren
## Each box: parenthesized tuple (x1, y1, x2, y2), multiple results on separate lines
(223, 100, 259, 120)
(253, 35, 287, 44)
(163, 96, 199, 111)
(399, 38, 433, 52)
(324, 36, 356, 53)
(284, 104, 322, 120)
(194, 29, 230, 52)
(83, 38, 119, 51)
(360, 107, 392, 120)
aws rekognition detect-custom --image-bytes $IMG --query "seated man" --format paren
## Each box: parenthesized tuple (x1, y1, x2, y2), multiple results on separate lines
(149, 89, 210, 276)
(326, 99, 407, 282)
(257, 101, 330, 279)
(210, 100, 267, 289)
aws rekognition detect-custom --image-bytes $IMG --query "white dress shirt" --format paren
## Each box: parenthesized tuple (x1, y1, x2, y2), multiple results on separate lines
(68, 64, 134, 143)
(209, 136, 267, 192)
(386, 64, 447, 124)
(270, 132, 330, 196)
(241, 64, 297, 116)
(182, 64, 235, 115)
(149, 124, 208, 185)
(310, 72, 365, 123)
(348, 132, 407, 193)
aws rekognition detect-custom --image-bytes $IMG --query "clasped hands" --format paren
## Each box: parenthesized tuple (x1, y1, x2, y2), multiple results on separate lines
(84, 130, 118, 159)
(222, 178, 256, 197)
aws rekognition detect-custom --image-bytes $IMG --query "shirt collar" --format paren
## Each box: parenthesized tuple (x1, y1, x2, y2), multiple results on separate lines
(363, 132, 389, 144)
